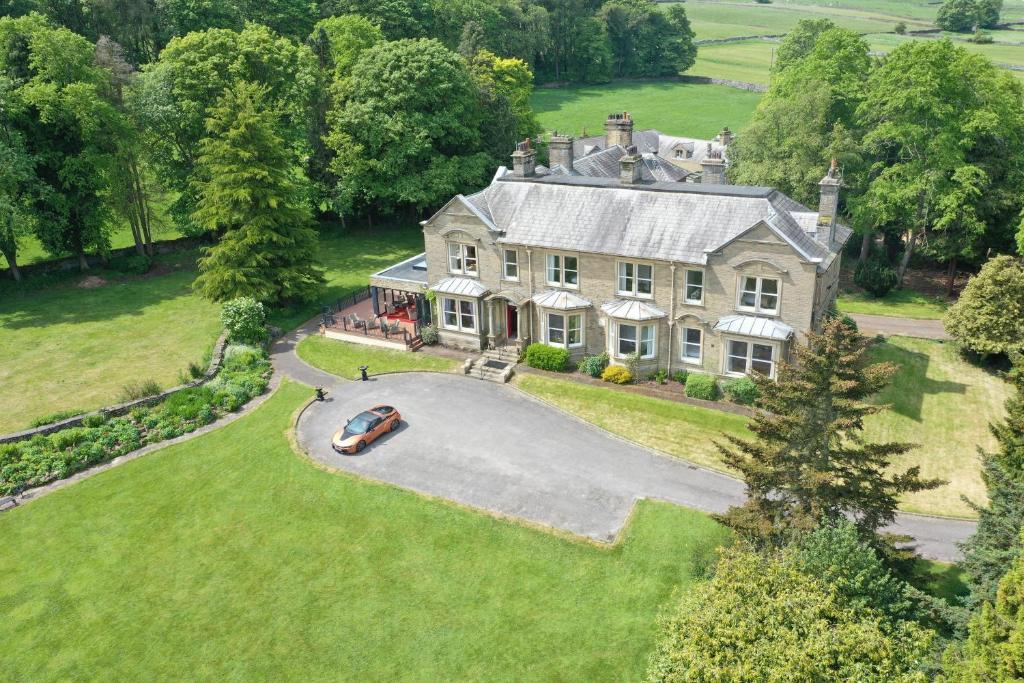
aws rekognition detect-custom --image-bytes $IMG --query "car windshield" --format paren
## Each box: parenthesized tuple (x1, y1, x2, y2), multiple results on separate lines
(344, 412, 376, 436)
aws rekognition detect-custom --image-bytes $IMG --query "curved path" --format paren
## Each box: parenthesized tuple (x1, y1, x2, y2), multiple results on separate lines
(273, 322, 976, 561)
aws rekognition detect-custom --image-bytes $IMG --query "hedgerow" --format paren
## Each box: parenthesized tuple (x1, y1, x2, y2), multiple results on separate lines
(0, 344, 271, 496)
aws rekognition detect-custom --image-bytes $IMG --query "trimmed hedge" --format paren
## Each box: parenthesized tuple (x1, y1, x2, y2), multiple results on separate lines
(723, 376, 758, 405)
(524, 343, 569, 372)
(0, 344, 271, 496)
(602, 365, 633, 384)
(685, 373, 719, 401)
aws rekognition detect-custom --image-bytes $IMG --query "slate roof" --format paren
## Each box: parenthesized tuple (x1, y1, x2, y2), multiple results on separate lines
(532, 289, 592, 310)
(714, 314, 794, 341)
(431, 277, 489, 297)
(371, 252, 428, 284)
(466, 171, 848, 268)
(600, 299, 668, 321)
(573, 129, 728, 165)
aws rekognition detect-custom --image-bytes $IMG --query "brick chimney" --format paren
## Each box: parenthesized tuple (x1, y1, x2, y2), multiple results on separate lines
(548, 131, 574, 173)
(511, 139, 536, 177)
(604, 112, 633, 149)
(718, 126, 733, 147)
(817, 158, 842, 246)
(619, 145, 642, 185)
(700, 143, 726, 185)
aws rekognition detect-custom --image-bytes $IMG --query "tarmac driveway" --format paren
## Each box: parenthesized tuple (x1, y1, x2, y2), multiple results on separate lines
(293, 371, 974, 560)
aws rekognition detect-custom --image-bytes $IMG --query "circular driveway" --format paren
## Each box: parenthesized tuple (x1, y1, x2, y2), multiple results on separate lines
(292, 370, 974, 560)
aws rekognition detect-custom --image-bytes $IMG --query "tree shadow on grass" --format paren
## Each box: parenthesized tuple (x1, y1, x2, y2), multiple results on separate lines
(870, 343, 966, 422)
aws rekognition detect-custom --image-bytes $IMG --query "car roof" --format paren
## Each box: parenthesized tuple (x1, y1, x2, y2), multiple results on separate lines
(369, 405, 396, 415)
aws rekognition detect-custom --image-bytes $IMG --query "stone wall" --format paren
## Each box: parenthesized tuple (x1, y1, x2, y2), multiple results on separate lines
(0, 332, 229, 445)
(9, 237, 202, 280)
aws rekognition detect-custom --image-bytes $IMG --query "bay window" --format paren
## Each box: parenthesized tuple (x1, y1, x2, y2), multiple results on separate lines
(680, 326, 702, 364)
(617, 262, 653, 298)
(441, 297, 477, 333)
(738, 276, 779, 314)
(616, 322, 656, 359)
(447, 242, 478, 275)
(684, 269, 704, 304)
(726, 339, 776, 377)
(503, 249, 519, 281)
(546, 312, 583, 348)
(546, 253, 579, 288)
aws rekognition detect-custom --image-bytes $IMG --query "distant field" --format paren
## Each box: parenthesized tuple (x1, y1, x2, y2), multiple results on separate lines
(690, 39, 776, 85)
(531, 80, 762, 138)
(867, 32, 1024, 71)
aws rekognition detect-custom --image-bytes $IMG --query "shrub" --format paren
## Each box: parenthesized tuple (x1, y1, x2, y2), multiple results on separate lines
(119, 379, 162, 402)
(28, 409, 86, 428)
(108, 253, 151, 275)
(221, 297, 267, 345)
(673, 369, 689, 384)
(602, 365, 633, 384)
(723, 376, 759, 405)
(578, 352, 608, 378)
(894, 21, 907, 34)
(624, 351, 640, 380)
(654, 369, 668, 385)
(82, 413, 108, 428)
(524, 343, 570, 372)
(685, 373, 719, 401)
(419, 324, 439, 345)
(854, 258, 899, 298)
(945, 255, 1024, 356)
(969, 28, 994, 43)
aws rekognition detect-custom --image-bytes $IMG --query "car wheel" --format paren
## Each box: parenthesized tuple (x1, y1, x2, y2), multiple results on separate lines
(390, 419, 399, 432)
(356, 440, 366, 453)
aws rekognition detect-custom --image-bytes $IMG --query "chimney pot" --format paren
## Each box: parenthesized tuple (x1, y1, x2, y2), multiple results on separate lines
(511, 138, 536, 177)
(549, 132, 575, 173)
(604, 111, 634, 149)
(700, 143, 727, 185)
(620, 146, 642, 185)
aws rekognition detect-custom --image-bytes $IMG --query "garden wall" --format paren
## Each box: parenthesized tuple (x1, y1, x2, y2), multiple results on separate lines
(13, 237, 203, 280)
(0, 332, 229, 445)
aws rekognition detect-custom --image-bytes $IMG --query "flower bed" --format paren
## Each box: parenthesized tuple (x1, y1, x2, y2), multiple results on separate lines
(0, 344, 271, 495)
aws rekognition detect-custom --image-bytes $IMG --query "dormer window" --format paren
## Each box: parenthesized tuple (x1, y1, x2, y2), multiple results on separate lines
(448, 242, 478, 276)
(738, 276, 779, 315)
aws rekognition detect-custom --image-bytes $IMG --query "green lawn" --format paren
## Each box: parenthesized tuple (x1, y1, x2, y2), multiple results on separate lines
(297, 336, 460, 378)
(865, 336, 1011, 518)
(0, 380, 730, 680)
(531, 80, 762, 139)
(0, 251, 222, 433)
(837, 288, 951, 320)
(269, 226, 425, 330)
(690, 39, 776, 85)
(515, 373, 751, 473)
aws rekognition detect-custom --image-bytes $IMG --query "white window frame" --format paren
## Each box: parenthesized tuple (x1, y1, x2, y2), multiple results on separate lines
(614, 321, 656, 360)
(724, 337, 778, 378)
(440, 296, 477, 333)
(502, 249, 519, 281)
(616, 261, 653, 299)
(680, 325, 703, 365)
(683, 269, 704, 305)
(737, 275, 780, 315)
(544, 311, 584, 349)
(545, 252, 579, 289)
(447, 242, 478, 276)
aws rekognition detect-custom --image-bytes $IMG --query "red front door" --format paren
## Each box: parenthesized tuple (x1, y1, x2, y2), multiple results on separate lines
(506, 304, 518, 340)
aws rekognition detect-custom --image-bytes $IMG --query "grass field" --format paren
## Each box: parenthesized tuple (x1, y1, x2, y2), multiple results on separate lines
(0, 251, 221, 433)
(515, 374, 751, 472)
(837, 288, 951, 320)
(865, 336, 1011, 518)
(531, 80, 762, 138)
(690, 39, 776, 85)
(297, 336, 460, 378)
(0, 380, 730, 680)
(516, 339, 1006, 519)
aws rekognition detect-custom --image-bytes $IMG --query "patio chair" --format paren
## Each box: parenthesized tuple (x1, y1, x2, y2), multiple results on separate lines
(388, 321, 402, 334)
(366, 318, 380, 331)
(350, 313, 366, 329)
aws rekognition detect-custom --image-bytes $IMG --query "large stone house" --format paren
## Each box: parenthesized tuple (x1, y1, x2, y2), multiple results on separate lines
(370, 113, 850, 379)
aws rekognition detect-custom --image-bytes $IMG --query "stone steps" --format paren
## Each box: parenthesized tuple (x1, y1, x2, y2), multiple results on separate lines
(468, 346, 518, 383)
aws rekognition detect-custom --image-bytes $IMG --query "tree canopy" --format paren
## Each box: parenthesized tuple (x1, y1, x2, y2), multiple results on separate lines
(944, 255, 1024, 356)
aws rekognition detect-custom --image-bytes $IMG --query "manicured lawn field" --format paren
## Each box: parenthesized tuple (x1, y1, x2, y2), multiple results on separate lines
(0, 381, 730, 680)
(531, 80, 762, 139)
(269, 227, 425, 330)
(515, 373, 751, 472)
(690, 39, 775, 85)
(865, 336, 1010, 518)
(0, 251, 221, 433)
(296, 336, 460, 378)
(837, 288, 950, 320)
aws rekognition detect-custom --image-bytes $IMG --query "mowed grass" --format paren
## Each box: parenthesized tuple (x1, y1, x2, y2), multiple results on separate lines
(866, 32, 1024, 69)
(0, 251, 221, 433)
(515, 373, 750, 472)
(296, 336, 460, 378)
(531, 80, 762, 138)
(269, 226, 425, 330)
(837, 288, 951, 320)
(0, 380, 730, 681)
(865, 336, 1011, 518)
(691, 39, 776, 85)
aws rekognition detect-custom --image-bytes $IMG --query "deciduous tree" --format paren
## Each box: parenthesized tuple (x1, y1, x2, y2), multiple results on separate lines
(944, 255, 1024, 356)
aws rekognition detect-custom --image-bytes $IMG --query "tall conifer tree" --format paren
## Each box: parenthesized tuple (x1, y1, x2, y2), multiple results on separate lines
(192, 82, 323, 305)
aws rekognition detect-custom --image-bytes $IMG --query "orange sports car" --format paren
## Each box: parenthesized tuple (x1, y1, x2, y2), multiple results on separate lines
(332, 404, 401, 454)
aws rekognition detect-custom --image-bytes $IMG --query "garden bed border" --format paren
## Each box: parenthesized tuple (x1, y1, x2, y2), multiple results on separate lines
(0, 331, 229, 445)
